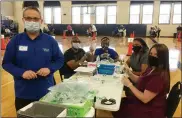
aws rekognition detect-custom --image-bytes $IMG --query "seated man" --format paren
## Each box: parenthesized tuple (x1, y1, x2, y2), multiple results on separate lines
(59, 36, 88, 79)
(43, 24, 50, 35)
(150, 27, 157, 38)
(87, 26, 92, 37)
(112, 27, 119, 36)
(4, 27, 12, 38)
(94, 37, 119, 62)
(119, 25, 126, 37)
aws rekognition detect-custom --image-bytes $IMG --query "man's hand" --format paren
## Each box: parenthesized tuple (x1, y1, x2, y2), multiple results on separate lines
(22, 70, 37, 80)
(37, 68, 50, 77)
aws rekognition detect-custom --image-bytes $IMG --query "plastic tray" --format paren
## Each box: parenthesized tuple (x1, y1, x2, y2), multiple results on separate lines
(17, 101, 66, 118)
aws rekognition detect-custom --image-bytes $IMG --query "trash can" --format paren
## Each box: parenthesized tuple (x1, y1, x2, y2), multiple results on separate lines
(17, 101, 67, 118)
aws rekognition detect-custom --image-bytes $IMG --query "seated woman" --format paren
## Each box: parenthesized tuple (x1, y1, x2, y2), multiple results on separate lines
(94, 37, 119, 62)
(66, 24, 73, 36)
(113, 43, 170, 118)
(126, 38, 149, 76)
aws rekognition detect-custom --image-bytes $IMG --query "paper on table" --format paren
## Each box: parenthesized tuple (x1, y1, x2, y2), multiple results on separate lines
(74, 67, 96, 73)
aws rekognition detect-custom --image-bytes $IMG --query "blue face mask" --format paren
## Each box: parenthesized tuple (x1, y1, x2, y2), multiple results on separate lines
(24, 21, 40, 33)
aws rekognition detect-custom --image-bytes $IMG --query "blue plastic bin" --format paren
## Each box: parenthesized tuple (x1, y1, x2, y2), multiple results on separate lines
(98, 64, 115, 75)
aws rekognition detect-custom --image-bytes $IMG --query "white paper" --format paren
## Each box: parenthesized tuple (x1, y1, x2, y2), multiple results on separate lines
(74, 67, 96, 73)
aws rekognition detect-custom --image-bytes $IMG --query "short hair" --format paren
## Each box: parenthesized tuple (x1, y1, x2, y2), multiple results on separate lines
(101, 37, 110, 42)
(71, 36, 80, 43)
(23, 6, 41, 18)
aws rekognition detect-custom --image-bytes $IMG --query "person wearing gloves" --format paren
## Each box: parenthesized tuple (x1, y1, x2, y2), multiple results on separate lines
(59, 36, 89, 78)
(94, 37, 119, 62)
(126, 38, 149, 76)
(2, 6, 64, 111)
(85, 43, 96, 62)
(113, 44, 170, 118)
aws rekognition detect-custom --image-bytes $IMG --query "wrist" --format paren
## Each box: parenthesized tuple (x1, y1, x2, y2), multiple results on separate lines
(127, 83, 133, 88)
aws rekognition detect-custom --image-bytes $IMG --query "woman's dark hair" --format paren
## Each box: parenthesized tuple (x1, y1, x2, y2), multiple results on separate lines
(133, 38, 149, 52)
(149, 43, 170, 93)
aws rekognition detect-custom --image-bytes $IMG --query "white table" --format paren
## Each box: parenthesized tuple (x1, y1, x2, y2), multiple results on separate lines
(68, 73, 124, 111)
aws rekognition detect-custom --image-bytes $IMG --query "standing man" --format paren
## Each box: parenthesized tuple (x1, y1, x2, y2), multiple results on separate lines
(2, 6, 64, 111)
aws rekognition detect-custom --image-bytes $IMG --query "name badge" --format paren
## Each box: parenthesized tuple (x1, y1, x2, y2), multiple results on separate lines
(19, 46, 28, 51)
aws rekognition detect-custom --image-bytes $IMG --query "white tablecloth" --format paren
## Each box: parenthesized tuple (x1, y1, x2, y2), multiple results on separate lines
(68, 73, 124, 111)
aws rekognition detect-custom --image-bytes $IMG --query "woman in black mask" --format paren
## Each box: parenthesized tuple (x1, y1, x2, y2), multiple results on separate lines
(126, 38, 149, 76)
(113, 44, 170, 118)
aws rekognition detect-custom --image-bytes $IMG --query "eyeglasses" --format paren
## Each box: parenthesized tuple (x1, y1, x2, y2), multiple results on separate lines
(23, 17, 41, 22)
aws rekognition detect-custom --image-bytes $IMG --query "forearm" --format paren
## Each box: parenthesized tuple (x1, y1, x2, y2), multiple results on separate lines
(2, 63, 26, 77)
(128, 71, 140, 83)
(128, 84, 147, 103)
(68, 56, 87, 70)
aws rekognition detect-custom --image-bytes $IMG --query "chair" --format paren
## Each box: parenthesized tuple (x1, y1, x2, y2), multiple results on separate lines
(166, 81, 181, 118)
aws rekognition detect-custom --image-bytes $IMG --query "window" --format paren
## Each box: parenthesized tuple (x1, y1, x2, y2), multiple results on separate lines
(53, 7, 61, 24)
(96, 6, 105, 24)
(72, 7, 81, 24)
(173, 3, 181, 24)
(82, 7, 91, 24)
(44, 7, 61, 24)
(43, 1, 61, 24)
(159, 3, 171, 24)
(107, 6, 116, 24)
(130, 4, 140, 24)
(142, 4, 153, 24)
(44, 7, 52, 24)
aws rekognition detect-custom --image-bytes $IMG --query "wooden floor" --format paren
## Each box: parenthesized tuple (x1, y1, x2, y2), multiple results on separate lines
(1, 36, 181, 117)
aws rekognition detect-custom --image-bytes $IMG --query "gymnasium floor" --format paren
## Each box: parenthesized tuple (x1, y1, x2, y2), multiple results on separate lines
(1, 36, 181, 117)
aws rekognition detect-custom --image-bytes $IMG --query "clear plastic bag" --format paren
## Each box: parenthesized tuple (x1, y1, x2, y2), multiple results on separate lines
(42, 80, 97, 104)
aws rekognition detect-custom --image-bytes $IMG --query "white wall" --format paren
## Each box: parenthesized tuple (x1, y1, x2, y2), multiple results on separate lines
(1, 2, 14, 20)
(117, 1, 130, 24)
(61, 1, 72, 24)
(13, 1, 23, 33)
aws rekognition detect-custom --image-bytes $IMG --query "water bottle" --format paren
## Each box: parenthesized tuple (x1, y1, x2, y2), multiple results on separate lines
(96, 56, 100, 75)
(96, 56, 100, 62)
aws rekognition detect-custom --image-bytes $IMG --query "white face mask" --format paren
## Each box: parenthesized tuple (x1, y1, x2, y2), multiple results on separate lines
(24, 21, 40, 33)
(72, 43, 80, 49)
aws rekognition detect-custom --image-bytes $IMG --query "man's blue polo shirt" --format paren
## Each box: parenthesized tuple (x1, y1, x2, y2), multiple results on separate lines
(2, 32, 64, 100)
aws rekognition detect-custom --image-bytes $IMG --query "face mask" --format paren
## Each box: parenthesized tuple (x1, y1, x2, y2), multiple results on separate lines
(101, 43, 109, 50)
(72, 43, 80, 49)
(132, 46, 142, 53)
(24, 21, 40, 33)
(148, 55, 159, 67)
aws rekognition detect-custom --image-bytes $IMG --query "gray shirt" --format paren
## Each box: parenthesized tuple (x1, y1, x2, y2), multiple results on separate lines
(130, 51, 148, 72)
